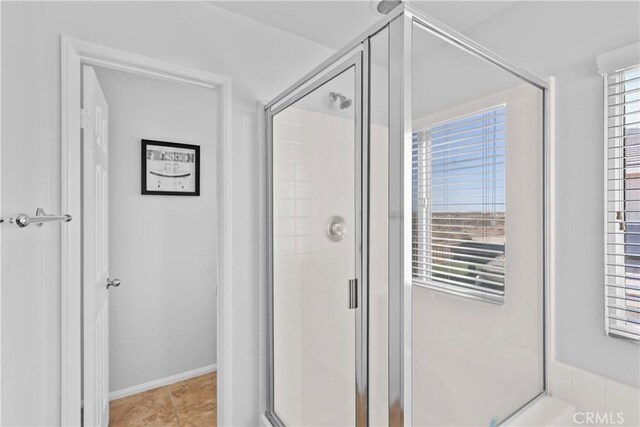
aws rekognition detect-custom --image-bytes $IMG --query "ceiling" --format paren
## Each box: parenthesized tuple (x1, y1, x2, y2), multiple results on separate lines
(209, 1, 517, 50)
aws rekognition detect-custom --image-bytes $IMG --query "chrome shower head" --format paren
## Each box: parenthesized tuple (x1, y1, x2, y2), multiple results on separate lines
(329, 91, 352, 110)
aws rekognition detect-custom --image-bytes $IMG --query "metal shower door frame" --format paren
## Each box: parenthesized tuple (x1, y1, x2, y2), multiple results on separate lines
(265, 50, 368, 427)
(265, 4, 550, 426)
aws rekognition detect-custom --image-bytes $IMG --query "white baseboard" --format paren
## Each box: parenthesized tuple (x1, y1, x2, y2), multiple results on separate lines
(109, 364, 217, 401)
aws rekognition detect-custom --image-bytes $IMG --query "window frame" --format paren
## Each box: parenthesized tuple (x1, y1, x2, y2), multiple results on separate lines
(603, 63, 640, 342)
(412, 104, 507, 305)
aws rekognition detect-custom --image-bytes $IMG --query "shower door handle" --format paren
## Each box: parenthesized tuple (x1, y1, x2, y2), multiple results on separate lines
(348, 279, 358, 309)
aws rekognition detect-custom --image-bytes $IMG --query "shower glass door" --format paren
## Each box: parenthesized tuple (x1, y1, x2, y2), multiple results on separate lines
(410, 18, 545, 426)
(268, 57, 361, 426)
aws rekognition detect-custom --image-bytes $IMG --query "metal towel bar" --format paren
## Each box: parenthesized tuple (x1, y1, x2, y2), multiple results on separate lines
(0, 207, 72, 228)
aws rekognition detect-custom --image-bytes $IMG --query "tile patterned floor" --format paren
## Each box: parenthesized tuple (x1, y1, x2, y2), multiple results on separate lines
(109, 372, 216, 426)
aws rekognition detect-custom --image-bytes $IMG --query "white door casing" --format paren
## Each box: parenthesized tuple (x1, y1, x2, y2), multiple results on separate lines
(61, 37, 232, 426)
(82, 65, 110, 427)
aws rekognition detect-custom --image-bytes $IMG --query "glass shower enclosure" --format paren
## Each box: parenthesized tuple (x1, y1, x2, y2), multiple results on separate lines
(265, 5, 548, 426)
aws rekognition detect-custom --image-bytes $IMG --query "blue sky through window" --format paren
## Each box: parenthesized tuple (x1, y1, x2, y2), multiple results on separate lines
(412, 105, 507, 298)
(413, 105, 506, 215)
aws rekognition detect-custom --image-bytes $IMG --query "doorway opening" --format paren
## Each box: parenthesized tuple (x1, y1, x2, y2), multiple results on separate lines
(60, 37, 232, 427)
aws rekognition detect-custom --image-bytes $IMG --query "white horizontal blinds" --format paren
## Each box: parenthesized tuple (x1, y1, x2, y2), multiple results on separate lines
(412, 105, 507, 302)
(606, 64, 640, 341)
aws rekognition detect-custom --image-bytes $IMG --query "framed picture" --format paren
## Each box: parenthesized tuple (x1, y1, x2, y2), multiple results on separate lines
(141, 139, 200, 196)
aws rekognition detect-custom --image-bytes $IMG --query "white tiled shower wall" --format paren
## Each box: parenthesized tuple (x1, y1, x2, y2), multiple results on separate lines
(258, 100, 391, 424)
(270, 106, 356, 426)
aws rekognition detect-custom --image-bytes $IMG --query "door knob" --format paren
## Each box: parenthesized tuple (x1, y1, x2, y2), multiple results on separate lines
(107, 278, 121, 289)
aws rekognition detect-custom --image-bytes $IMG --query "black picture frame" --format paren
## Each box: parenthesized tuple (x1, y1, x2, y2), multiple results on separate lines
(141, 139, 200, 196)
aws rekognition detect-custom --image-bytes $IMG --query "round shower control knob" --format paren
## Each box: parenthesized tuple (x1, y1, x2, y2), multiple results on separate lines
(325, 215, 347, 242)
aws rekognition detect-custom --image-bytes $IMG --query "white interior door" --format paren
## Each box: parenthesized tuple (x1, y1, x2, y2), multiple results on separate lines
(82, 65, 110, 427)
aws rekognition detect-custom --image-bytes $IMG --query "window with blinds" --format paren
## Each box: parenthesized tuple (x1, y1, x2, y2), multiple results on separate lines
(605, 64, 640, 341)
(412, 105, 506, 304)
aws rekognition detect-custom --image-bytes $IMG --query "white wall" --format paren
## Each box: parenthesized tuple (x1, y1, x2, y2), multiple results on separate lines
(0, 2, 331, 425)
(93, 67, 218, 392)
(449, 0, 640, 388)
